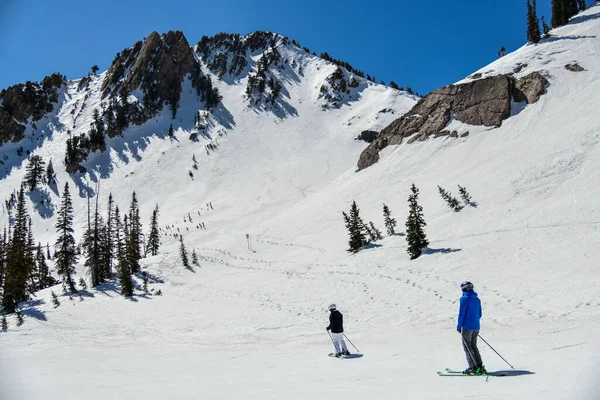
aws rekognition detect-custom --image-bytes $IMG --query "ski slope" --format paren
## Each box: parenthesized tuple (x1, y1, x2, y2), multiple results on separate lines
(2, 5, 600, 400)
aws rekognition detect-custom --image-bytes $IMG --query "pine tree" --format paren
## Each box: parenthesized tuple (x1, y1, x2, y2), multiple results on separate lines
(2, 188, 34, 313)
(179, 235, 189, 267)
(551, 0, 563, 27)
(577, 0, 586, 11)
(51, 291, 60, 307)
(147, 205, 160, 256)
(142, 271, 148, 294)
(191, 249, 199, 266)
(527, 0, 541, 44)
(115, 207, 133, 296)
(438, 186, 463, 211)
(1, 314, 7, 330)
(83, 192, 105, 287)
(24, 155, 46, 191)
(46, 242, 51, 260)
(405, 184, 429, 260)
(168, 124, 174, 137)
(382, 204, 397, 235)
(36, 243, 55, 289)
(541, 16, 552, 37)
(46, 159, 56, 185)
(128, 192, 142, 274)
(26, 219, 36, 293)
(368, 222, 383, 241)
(54, 182, 77, 292)
(343, 201, 367, 253)
(458, 185, 472, 206)
(16, 311, 24, 326)
(104, 193, 115, 279)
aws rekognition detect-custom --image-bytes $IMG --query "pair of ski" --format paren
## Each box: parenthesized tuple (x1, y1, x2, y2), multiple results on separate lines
(328, 353, 363, 359)
(437, 368, 506, 377)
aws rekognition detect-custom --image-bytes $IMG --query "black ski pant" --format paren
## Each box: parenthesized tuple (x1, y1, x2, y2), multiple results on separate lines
(461, 329, 483, 369)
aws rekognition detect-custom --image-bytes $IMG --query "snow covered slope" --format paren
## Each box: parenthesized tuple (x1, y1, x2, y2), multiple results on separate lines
(2, 6, 600, 400)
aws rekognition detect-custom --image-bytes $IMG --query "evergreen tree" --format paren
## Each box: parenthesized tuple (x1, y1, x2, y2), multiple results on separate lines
(0, 228, 6, 300)
(458, 185, 472, 206)
(83, 193, 105, 287)
(405, 184, 429, 260)
(115, 207, 133, 296)
(2, 188, 34, 312)
(438, 186, 463, 211)
(46, 242, 51, 260)
(577, 0, 586, 11)
(551, 0, 563, 27)
(26, 219, 37, 293)
(1, 314, 7, 330)
(527, 0, 541, 44)
(36, 243, 55, 289)
(168, 124, 174, 137)
(128, 192, 142, 274)
(191, 249, 199, 266)
(51, 291, 60, 307)
(142, 271, 148, 294)
(24, 155, 46, 191)
(104, 193, 115, 279)
(46, 159, 56, 185)
(382, 204, 397, 235)
(541, 16, 552, 37)
(16, 311, 24, 326)
(368, 222, 383, 241)
(78, 277, 87, 290)
(179, 235, 189, 267)
(147, 205, 160, 256)
(91, 65, 99, 75)
(389, 81, 400, 90)
(54, 182, 77, 292)
(343, 201, 367, 253)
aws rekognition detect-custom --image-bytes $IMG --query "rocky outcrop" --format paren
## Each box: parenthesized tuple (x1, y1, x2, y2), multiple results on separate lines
(513, 72, 548, 104)
(0, 73, 65, 146)
(565, 62, 585, 72)
(355, 130, 379, 143)
(101, 31, 195, 105)
(357, 72, 548, 170)
(0, 107, 25, 145)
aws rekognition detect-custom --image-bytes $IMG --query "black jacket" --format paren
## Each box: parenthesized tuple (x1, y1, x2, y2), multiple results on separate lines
(327, 310, 344, 333)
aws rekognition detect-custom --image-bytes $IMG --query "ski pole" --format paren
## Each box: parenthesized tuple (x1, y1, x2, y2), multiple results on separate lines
(327, 331, 337, 352)
(343, 333, 360, 353)
(479, 335, 514, 369)
(460, 333, 478, 368)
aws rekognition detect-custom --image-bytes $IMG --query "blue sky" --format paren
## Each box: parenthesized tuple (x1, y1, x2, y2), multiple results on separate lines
(0, 0, 587, 94)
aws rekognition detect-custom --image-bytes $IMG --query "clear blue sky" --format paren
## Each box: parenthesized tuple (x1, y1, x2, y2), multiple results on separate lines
(0, 0, 574, 95)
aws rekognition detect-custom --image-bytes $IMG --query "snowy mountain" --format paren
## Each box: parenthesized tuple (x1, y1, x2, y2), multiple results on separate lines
(2, 5, 600, 400)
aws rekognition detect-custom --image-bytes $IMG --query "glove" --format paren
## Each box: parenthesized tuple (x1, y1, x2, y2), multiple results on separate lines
(326, 327, 331, 331)
(457, 328, 462, 334)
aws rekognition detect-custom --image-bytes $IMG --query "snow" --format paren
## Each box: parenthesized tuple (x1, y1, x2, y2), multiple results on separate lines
(2, 5, 600, 399)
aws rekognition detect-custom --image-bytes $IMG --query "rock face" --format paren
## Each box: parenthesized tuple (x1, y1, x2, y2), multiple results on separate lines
(565, 62, 585, 72)
(513, 72, 548, 104)
(355, 130, 379, 143)
(357, 72, 548, 170)
(102, 31, 195, 104)
(0, 73, 65, 145)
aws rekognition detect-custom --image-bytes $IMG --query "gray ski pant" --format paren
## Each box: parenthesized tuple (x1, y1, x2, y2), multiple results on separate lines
(461, 329, 483, 369)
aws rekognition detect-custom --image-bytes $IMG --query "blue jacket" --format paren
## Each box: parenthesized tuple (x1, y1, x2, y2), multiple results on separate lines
(457, 290, 482, 330)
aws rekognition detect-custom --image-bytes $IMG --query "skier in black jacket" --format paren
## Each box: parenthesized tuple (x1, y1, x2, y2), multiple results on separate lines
(326, 304, 350, 357)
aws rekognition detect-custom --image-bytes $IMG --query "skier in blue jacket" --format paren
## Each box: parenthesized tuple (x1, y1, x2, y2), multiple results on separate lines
(456, 281, 486, 375)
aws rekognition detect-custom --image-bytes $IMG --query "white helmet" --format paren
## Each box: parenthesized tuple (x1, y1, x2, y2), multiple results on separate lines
(328, 303, 337, 311)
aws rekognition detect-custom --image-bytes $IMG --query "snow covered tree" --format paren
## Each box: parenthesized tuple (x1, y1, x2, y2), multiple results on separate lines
(104, 193, 115, 278)
(191, 249, 199, 266)
(438, 186, 463, 211)
(541, 16, 551, 37)
(179, 235, 189, 267)
(146, 205, 160, 256)
(406, 183, 429, 260)
(2, 188, 34, 313)
(51, 291, 60, 307)
(24, 155, 46, 191)
(383, 204, 397, 235)
(343, 201, 367, 253)
(458, 185, 472, 206)
(46, 159, 56, 185)
(54, 182, 77, 292)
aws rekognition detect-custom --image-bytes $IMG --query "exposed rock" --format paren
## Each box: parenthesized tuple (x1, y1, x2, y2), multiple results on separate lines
(450, 131, 459, 138)
(460, 131, 470, 137)
(565, 62, 585, 72)
(357, 73, 550, 170)
(469, 73, 483, 79)
(355, 130, 379, 143)
(513, 63, 528, 74)
(0, 73, 65, 123)
(102, 31, 195, 106)
(0, 107, 26, 145)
